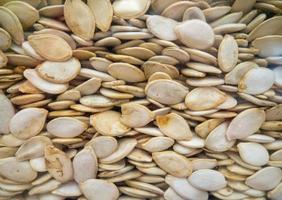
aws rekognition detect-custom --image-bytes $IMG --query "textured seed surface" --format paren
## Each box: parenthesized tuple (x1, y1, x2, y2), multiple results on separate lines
(0, 1, 281, 200)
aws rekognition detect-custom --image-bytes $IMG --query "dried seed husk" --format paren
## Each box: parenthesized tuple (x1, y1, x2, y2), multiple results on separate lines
(246, 167, 282, 191)
(90, 57, 112, 72)
(28, 34, 72, 61)
(237, 142, 269, 166)
(205, 122, 236, 152)
(38, 17, 70, 31)
(186, 62, 221, 74)
(24, 69, 69, 94)
(218, 35, 238, 72)
(0, 90, 14, 134)
(16, 136, 52, 161)
(34, 28, 77, 50)
(156, 113, 192, 140)
(231, 0, 256, 13)
(119, 186, 157, 198)
(145, 79, 188, 105)
(252, 35, 282, 57)
(87, 136, 118, 158)
(183, 6, 206, 21)
(239, 67, 275, 95)
(120, 103, 155, 128)
(224, 61, 258, 85)
(52, 181, 81, 197)
(210, 12, 243, 28)
(141, 136, 174, 152)
(247, 16, 282, 41)
(73, 146, 98, 183)
(64, 0, 95, 40)
(87, 0, 112, 32)
(175, 19, 214, 50)
(44, 145, 73, 183)
(37, 58, 81, 84)
(38, 5, 64, 18)
(146, 15, 178, 41)
(0, 6, 24, 45)
(47, 117, 88, 138)
(108, 63, 145, 83)
(151, 0, 181, 14)
(4, 1, 39, 29)
(226, 108, 265, 140)
(165, 175, 208, 200)
(91, 110, 130, 136)
(153, 151, 192, 177)
(0, 157, 37, 183)
(9, 107, 48, 139)
(112, 0, 150, 19)
(80, 179, 119, 200)
(161, 1, 197, 21)
(185, 87, 226, 111)
(203, 6, 231, 22)
(100, 137, 137, 164)
(188, 169, 227, 191)
(117, 46, 156, 60)
(0, 28, 11, 51)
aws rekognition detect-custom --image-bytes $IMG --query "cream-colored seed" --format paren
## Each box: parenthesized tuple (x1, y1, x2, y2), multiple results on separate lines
(0, 1, 280, 199)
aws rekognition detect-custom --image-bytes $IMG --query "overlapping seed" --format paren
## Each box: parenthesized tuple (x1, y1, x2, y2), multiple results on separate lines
(0, 0, 281, 199)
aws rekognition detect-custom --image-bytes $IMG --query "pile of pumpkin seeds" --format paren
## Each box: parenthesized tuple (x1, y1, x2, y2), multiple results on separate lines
(0, 0, 282, 199)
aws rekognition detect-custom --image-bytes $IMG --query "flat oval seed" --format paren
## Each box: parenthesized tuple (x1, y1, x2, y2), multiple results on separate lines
(218, 35, 238, 72)
(64, 0, 95, 40)
(153, 151, 192, 177)
(145, 80, 188, 105)
(87, 0, 112, 32)
(37, 58, 81, 84)
(24, 69, 69, 94)
(0, 7, 24, 45)
(45, 145, 73, 183)
(188, 169, 227, 191)
(73, 146, 98, 183)
(16, 136, 52, 161)
(108, 63, 145, 83)
(47, 117, 88, 138)
(0, 90, 15, 134)
(0, 157, 37, 183)
(52, 181, 81, 197)
(156, 113, 192, 140)
(9, 108, 48, 139)
(112, 0, 150, 19)
(226, 108, 265, 140)
(141, 136, 174, 152)
(185, 87, 226, 111)
(246, 167, 282, 191)
(238, 67, 275, 95)
(175, 19, 214, 50)
(120, 103, 155, 128)
(80, 179, 119, 200)
(100, 138, 137, 164)
(146, 15, 178, 41)
(28, 34, 72, 61)
(237, 142, 269, 166)
(205, 122, 236, 152)
(91, 110, 130, 136)
(87, 136, 118, 158)
(165, 175, 208, 200)
(4, 1, 39, 29)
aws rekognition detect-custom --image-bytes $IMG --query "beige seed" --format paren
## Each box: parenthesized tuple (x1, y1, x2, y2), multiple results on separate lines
(73, 146, 98, 183)
(45, 145, 73, 183)
(153, 151, 192, 177)
(9, 107, 48, 139)
(47, 117, 88, 138)
(175, 19, 214, 50)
